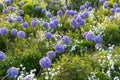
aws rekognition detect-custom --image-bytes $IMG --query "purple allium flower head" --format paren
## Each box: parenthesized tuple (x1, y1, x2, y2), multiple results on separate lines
(17, 31, 25, 40)
(86, 33, 95, 42)
(45, 32, 52, 39)
(22, 22, 28, 28)
(94, 35, 102, 43)
(80, 5, 85, 11)
(42, 22, 49, 28)
(0, 27, 8, 35)
(46, 51, 56, 60)
(88, 7, 92, 11)
(4, 0, 11, 5)
(31, 19, 38, 27)
(70, 10, 75, 16)
(55, 43, 64, 53)
(82, 11, 88, 18)
(7, 67, 18, 78)
(46, 12, 52, 18)
(76, 16, 85, 25)
(16, 16, 23, 22)
(57, 10, 63, 16)
(8, 6, 14, 11)
(70, 19, 79, 29)
(84, 1, 89, 8)
(20, 1, 24, 6)
(18, 10, 23, 15)
(11, 29, 18, 36)
(53, 19, 58, 26)
(2, 9, 7, 14)
(35, 6, 40, 11)
(83, 32, 89, 38)
(65, 10, 71, 15)
(99, 0, 104, 3)
(62, 36, 70, 44)
(95, 44, 102, 50)
(110, 8, 115, 14)
(49, 21, 56, 28)
(73, 14, 78, 19)
(24, 77, 32, 80)
(39, 57, 51, 68)
(113, 3, 118, 8)
(53, 0, 57, 5)
(103, 1, 109, 9)
(41, 9, 46, 14)
(0, 51, 5, 60)
(116, 8, 120, 12)
(7, 17, 13, 23)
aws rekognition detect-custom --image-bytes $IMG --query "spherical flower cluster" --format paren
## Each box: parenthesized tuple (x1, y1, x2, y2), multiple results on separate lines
(62, 36, 70, 45)
(0, 51, 5, 60)
(17, 31, 25, 39)
(41, 9, 46, 14)
(39, 57, 51, 68)
(16, 16, 23, 22)
(11, 29, 18, 36)
(94, 35, 102, 43)
(110, 8, 115, 14)
(22, 22, 28, 28)
(7, 17, 13, 23)
(95, 44, 102, 50)
(31, 18, 38, 27)
(4, 0, 11, 5)
(57, 10, 63, 16)
(80, 5, 85, 11)
(8, 6, 14, 11)
(46, 51, 56, 60)
(49, 21, 56, 29)
(70, 19, 79, 29)
(42, 22, 49, 28)
(0, 27, 8, 35)
(45, 32, 52, 39)
(35, 6, 40, 11)
(51, 17, 59, 26)
(18, 10, 23, 15)
(88, 7, 92, 11)
(76, 16, 85, 26)
(83, 32, 89, 38)
(85, 33, 95, 42)
(46, 12, 52, 18)
(103, 1, 109, 8)
(53, 0, 57, 5)
(19, 1, 24, 6)
(84, 1, 89, 8)
(65, 10, 71, 15)
(55, 43, 64, 53)
(81, 11, 88, 18)
(2, 9, 7, 14)
(116, 8, 120, 12)
(7, 67, 18, 78)
(113, 3, 118, 8)
(99, 0, 104, 3)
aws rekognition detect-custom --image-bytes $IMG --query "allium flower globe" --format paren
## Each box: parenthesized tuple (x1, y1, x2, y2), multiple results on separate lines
(2, 9, 7, 14)
(18, 10, 23, 15)
(103, 1, 108, 8)
(35, 6, 40, 10)
(55, 44, 64, 53)
(22, 22, 28, 28)
(86, 33, 95, 42)
(16, 16, 23, 22)
(17, 31, 26, 39)
(0, 27, 8, 35)
(46, 51, 56, 60)
(110, 8, 115, 14)
(0, 51, 5, 60)
(88, 7, 92, 11)
(57, 10, 63, 16)
(113, 3, 118, 8)
(11, 29, 18, 36)
(70, 19, 79, 29)
(99, 0, 104, 3)
(95, 44, 102, 50)
(7, 17, 13, 23)
(49, 21, 56, 28)
(94, 36, 102, 43)
(41, 9, 46, 14)
(4, 0, 11, 5)
(42, 22, 49, 28)
(65, 10, 71, 15)
(8, 6, 14, 11)
(80, 5, 85, 10)
(31, 19, 38, 27)
(46, 12, 52, 18)
(20, 1, 24, 6)
(39, 57, 51, 68)
(83, 32, 89, 38)
(45, 32, 52, 39)
(7, 67, 18, 78)
(116, 8, 120, 12)
(62, 36, 70, 45)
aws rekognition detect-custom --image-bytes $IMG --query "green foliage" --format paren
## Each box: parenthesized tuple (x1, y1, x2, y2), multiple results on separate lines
(52, 54, 100, 80)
